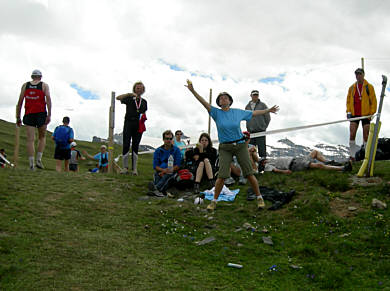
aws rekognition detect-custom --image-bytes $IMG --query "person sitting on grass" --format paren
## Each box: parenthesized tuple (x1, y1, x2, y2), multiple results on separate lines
(52, 116, 74, 172)
(193, 133, 218, 194)
(69, 142, 85, 172)
(259, 150, 352, 174)
(83, 145, 109, 173)
(148, 130, 181, 197)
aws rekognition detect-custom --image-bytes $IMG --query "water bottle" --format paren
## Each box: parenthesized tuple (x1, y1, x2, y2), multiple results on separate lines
(168, 155, 174, 169)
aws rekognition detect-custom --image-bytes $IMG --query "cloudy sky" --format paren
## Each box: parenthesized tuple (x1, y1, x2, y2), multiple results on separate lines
(1, 0, 389, 148)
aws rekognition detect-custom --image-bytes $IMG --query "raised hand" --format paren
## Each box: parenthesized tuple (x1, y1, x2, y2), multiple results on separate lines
(268, 105, 280, 114)
(185, 79, 194, 91)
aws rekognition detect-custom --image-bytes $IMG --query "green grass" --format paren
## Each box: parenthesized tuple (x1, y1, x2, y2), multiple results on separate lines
(1, 119, 390, 290)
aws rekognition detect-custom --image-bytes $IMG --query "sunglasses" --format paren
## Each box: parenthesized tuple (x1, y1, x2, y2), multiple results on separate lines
(164, 137, 173, 140)
(176, 133, 182, 136)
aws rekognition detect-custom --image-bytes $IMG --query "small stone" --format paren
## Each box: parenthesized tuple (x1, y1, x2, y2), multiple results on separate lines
(234, 227, 243, 232)
(138, 196, 150, 201)
(339, 233, 351, 238)
(208, 216, 214, 220)
(290, 264, 302, 269)
(348, 206, 358, 211)
(262, 236, 273, 245)
(261, 228, 269, 233)
(196, 236, 216, 246)
(237, 243, 243, 247)
(372, 198, 387, 210)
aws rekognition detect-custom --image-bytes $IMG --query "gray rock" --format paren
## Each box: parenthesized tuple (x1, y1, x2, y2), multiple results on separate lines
(262, 236, 273, 245)
(348, 206, 358, 211)
(372, 198, 387, 209)
(196, 236, 216, 246)
(138, 196, 150, 201)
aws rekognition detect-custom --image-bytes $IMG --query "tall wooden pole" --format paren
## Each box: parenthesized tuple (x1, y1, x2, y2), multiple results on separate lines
(361, 57, 364, 70)
(208, 88, 212, 135)
(108, 91, 115, 173)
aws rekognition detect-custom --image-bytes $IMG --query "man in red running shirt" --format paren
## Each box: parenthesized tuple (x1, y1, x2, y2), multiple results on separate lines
(16, 69, 52, 170)
(346, 68, 377, 159)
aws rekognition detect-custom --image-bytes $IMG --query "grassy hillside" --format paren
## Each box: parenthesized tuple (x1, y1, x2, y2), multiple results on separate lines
(0, 119, 389, 290)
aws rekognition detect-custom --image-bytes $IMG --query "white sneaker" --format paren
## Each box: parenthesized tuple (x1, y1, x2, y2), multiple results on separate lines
(120, 168, 129, 175)
(36, 160, 44, 169)
(238, 177, 247, 185)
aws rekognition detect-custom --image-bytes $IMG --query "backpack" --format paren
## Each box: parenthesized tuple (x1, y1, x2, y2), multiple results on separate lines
(174, 169, 194, 190)
(54, 126, 71, 148)
(355, 137, 390, 161)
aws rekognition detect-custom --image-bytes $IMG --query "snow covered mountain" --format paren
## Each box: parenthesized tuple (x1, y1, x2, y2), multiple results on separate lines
(267, 138, 349, 161)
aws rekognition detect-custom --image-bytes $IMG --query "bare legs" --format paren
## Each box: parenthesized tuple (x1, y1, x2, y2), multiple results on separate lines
(37, 125, 47, 153)
(55, 159, 70, 172)
(195, 159, 214, 183)
(26, 126, 35, 158)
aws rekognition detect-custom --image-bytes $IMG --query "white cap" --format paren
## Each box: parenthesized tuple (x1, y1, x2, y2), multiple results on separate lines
(70, 141, 77, 147)
(31, 69, 42, 76)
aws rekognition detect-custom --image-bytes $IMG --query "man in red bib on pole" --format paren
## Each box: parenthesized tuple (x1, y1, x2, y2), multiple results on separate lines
(16, 69, 52, 170)
(346, 68, 377, 160)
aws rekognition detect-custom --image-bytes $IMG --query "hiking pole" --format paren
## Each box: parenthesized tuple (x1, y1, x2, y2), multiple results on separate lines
(366, 75, 387, 176)
(108, 91, 115, 173)
(13, 124, 20, 168)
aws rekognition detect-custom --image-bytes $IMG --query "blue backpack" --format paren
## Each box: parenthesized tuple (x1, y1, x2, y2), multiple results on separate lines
(54, 126, 71, 148)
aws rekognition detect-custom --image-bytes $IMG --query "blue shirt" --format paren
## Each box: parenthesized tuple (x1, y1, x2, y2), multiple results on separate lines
(174, 140, 186, 159)
(153, 145, 182, 169)
(209, 106, 252, 143)
(93, 152, 109, 167)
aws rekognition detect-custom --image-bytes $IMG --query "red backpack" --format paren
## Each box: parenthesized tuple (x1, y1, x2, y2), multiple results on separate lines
(175, 169, 194, 190)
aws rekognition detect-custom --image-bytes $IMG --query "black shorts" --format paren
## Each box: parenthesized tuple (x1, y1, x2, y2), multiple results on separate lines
(54, 147, 71, 160)
(350, 116, 370, 126)
(23, 112, 47, 128)
(69, 164, 78, 171)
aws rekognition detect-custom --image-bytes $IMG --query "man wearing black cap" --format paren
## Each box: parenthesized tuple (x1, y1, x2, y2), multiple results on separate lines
(245, 90, 271, 158)
(16, 69, 52, 170)
(346, 68, 377, 159)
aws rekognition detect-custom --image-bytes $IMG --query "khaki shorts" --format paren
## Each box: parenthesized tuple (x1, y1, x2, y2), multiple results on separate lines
(290, 157, 313, 171)
(218, 143, 254, 179)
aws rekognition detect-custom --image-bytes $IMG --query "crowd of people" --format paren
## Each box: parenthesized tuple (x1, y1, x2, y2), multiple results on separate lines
(8, 68, 377, 210)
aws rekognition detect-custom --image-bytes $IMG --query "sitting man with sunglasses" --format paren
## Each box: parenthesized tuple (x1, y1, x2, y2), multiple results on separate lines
(148, 130, 182, 197)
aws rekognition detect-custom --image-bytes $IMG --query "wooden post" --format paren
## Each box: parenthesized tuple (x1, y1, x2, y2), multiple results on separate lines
(13, 125, 20, 168)
(108, 91, 115, 173)
(208, 88, 212, 135)
(361, 57, 364, 70)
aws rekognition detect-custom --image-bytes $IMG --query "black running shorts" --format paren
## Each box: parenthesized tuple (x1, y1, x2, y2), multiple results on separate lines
(350, 115, 370, 126)
(54, 147, 71, 160)
(23, 112, 47, 128)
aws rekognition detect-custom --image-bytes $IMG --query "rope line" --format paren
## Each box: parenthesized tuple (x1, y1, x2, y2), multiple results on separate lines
(122, 114, 376, 156)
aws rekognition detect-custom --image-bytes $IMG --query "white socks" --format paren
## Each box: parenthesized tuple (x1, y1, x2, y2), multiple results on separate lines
(29, 156, 34, 167)
(36, 152, 43, 161)
(349, 140, 357, 157)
